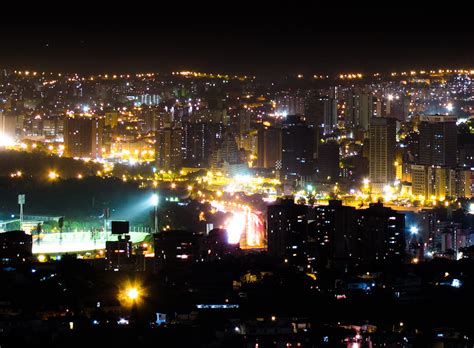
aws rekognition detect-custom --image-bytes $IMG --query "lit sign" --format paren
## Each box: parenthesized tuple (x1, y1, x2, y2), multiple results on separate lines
(196, 304, 239, 309)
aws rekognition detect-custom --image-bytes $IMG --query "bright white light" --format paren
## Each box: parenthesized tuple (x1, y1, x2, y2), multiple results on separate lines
(82, 105, 90, 113)
(234, 174, 251, 184)
(446, 103, 453, 112)
(225, 212, 246, 244)
(117, 318, 129, 325)
(126, 287, 139, 300)
(469, 203, 474, 214)
(451, 279, 462, 288)
(410, 226, 419, 235)
(387, 94, 394, 101)
(0, 134, 14, 147)
(150, 194, 159, 207)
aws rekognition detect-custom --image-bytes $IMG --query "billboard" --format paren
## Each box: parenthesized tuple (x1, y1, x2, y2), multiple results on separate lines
(111, 221, 129, 234)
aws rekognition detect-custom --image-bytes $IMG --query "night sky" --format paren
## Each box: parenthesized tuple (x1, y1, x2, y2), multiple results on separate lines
(1, 24, 473, 75)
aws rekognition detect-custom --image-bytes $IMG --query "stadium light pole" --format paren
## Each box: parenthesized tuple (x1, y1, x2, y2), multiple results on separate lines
(151, 194, 159, 233)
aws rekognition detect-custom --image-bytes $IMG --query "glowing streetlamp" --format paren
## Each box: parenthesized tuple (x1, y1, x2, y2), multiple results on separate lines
(410, 226, 419, 235)
(48, 171, 59, 180)
(126, 287, 140, 301)
(119, 282, 144, 308)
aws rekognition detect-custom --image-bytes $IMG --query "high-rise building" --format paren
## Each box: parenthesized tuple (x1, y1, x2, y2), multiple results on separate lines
(459, 143, 474, 168)
(238, 107, 252, 136)
(358, 93, 374, 131)
(411, 164, 430, 198)
(42, 117, 63, 140)
(456, 169, 474, 198)
(64, 117, 104, 158)
(0, 230, 32, 265)
(345, 91, 374, 130)
(105, 235, 133, 271)
(104, 111, 119, 128)
(313, 200, 357, 268)
(355, 202, 405, 264)
(203, 228, 239, 261)
(323, 97, 338, 134)
(154, 230, 199, 267)
(418, 115, 457, 167)
(267, 199, 308, 261)
(210, 131, 240, 170)
(257, 126, 282, 169)
(136, 94, 161, 106)
(412, 164, 472, 199)
(304, 92, 325, 127)
(239, 129, 258, 155)
(182, 122, 225, 168)
(156, 126, 184, 171)
(0, 112, 17, 142)
(369, 117, 397, 192)
(281, 115, 314, 178)
(275, 94, 305, 116)
(316, 141, 340, 182)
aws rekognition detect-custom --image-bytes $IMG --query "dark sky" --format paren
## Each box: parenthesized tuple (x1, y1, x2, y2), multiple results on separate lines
(1, 25, 473, 75)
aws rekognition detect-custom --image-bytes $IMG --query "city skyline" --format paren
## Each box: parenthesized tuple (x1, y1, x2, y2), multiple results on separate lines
(2, 27, 474, 347)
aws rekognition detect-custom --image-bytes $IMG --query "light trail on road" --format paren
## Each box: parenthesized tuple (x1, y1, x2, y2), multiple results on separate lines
(210, 200, 266, 250)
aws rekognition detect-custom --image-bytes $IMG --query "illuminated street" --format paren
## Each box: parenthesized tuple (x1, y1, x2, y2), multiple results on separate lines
(210, 200, 265, 250)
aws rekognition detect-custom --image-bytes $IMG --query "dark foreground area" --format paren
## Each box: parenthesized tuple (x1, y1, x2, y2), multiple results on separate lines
(1, 255, 474, 347)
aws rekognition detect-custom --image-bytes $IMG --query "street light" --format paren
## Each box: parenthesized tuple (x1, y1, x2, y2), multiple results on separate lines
(119, 282, 144, 307)
(119, 283, 144, 325)
(410, 226, 419, 235)
(48, 171, 59, 180)
(126, 287, 140, 301)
